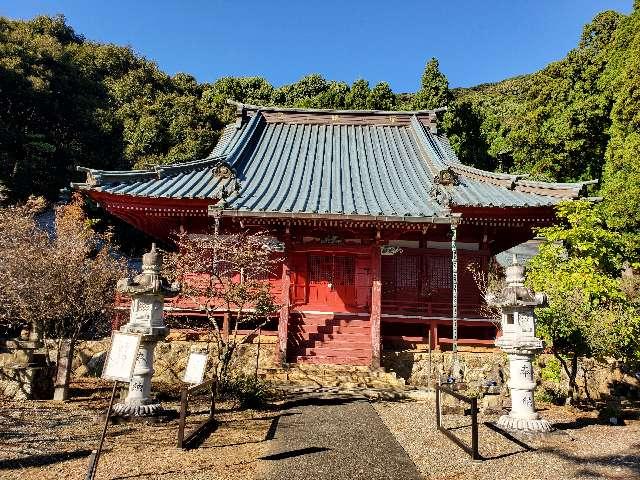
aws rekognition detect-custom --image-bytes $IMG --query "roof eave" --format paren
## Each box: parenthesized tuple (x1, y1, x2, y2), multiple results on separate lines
(228, 99, 444, 117)
(219, 209, 454, 224)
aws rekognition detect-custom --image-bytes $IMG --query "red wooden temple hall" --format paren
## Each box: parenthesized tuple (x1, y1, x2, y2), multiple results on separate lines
(73, 102, 594, 368)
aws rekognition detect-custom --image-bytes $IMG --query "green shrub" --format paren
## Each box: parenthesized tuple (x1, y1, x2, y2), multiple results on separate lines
(539, 356, 563, 383)
(220, 375, 269, 409)
(535, 382, 567, 405)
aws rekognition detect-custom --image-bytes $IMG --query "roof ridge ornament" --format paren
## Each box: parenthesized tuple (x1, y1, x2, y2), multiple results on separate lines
(214, 161, 235, 180)
(433, 167, 460, 186)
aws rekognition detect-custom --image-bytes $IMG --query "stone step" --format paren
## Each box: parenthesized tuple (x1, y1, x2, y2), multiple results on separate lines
(258, 362, 408, 390)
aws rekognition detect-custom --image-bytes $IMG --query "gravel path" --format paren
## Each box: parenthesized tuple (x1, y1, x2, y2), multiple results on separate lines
(374, 400, 640, 480)
(256, 397, 421, 480)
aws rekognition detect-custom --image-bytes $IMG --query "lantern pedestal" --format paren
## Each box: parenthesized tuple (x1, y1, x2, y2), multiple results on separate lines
(111, 245, 178, 419)
(487, 256, 553, 433)
(496, 347, 552, 433)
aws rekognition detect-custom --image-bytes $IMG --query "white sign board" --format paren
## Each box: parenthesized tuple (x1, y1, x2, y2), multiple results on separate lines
(101, 331, 141, 382)
(182, 352, 208, 385)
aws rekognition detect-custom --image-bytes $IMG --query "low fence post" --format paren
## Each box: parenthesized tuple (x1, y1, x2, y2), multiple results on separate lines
(176, 377, 217, 450)
(471, 397, 479, 461)
(177, 385, 188, 449)
(435, 385, 482, 461)
(435, 385, 441, 429)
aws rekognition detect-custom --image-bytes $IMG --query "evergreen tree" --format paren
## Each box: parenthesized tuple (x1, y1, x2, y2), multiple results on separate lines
(412, 57, 452, 110)
(367, 82, 396, 110)
(345, 79, 370, 109)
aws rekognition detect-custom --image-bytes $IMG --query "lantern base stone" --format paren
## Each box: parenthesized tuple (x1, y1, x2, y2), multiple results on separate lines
(112, 402, 163, 417)
(497, 414, 553, 433)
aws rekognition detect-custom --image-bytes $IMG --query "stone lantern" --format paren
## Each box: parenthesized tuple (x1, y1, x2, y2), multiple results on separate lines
(112, 244, 179, 417)
(486, 255, 552, 432)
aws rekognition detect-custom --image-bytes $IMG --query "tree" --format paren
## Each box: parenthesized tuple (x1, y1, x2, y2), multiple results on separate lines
(600, 7, 640, 252)
(0, 195, 127, 400)
(412, 58, 452, 110)
(526, 200, 640, 401)
(367, 82, 396, 110)
(165, 230, 280, 386)
(346, 79, 370, 109)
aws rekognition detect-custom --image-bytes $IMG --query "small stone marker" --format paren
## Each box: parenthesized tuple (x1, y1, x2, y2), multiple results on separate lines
(183, 352, 208, 385)
(102, 331, 142, 382)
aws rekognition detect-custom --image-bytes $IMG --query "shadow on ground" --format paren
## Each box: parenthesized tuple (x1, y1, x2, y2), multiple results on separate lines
(260, 446, 330, 461)
(0, 449, 93, 469)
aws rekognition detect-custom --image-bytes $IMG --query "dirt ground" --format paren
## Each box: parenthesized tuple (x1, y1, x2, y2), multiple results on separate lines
(2, 380, 640, 480)
(374, 399, 640, 480)
(0, 379, 279, 480)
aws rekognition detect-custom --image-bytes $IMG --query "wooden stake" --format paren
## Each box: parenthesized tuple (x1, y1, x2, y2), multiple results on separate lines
(86, 381, 118, 480)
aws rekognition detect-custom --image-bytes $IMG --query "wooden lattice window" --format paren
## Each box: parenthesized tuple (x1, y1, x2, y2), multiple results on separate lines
(309, 255, 331, 283)
(395, 256, 420, 289)
(427, 256, 451, 289)
(308, 255, 355, 285)
(333, 256, 355, 286)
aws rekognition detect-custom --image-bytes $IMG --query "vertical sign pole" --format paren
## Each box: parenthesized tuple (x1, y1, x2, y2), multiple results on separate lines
(451, 220, 459, 378)
(86, 381, 118, 480)
(177, 385, 188, 449)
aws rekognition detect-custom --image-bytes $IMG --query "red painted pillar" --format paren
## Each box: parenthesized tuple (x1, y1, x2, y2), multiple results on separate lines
(370, 244, 382, 369)
(277, 255, 291, 366)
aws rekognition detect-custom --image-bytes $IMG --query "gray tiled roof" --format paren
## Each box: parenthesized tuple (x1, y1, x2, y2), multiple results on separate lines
(74, 104, 594, 220)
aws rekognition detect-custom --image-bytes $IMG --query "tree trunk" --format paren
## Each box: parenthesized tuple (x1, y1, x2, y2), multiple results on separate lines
(555, 351, 579, 404)
(53, 338, 75, 401)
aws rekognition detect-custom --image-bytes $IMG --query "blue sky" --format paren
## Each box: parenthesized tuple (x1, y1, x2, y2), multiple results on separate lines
(2, 1, 633, 91)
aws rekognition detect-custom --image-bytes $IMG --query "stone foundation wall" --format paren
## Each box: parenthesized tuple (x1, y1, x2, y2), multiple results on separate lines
(69, 335, 279, 384)
(64, 336, 639, 403)
(382, 350, 639, 402)
(1, 340, 54, 399)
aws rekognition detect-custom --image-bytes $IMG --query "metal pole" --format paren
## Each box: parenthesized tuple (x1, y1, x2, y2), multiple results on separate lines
(428, 329, 432, 387)
(86, 381, 118, 480)
(435, 385, 441, 429)
(177, 386, 188, 449)
(451, 220, 459, 378)
(471, 397, 479, 460)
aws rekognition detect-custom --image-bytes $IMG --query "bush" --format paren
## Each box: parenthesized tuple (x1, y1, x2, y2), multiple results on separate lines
(539, 356, 563, 383)
(220, 375, 269, 409)
(535, 382, 567, 405)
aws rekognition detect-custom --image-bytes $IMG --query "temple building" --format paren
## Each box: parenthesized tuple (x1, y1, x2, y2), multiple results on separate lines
(73, 102, 594, 368)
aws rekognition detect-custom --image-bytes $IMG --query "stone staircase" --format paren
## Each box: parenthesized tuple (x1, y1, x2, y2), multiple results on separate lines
(287, 313, 371, 365)
(259, 363, 406, 390)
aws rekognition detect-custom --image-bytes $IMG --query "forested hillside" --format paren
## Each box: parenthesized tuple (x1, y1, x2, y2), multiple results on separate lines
(1, 6, 639, 254)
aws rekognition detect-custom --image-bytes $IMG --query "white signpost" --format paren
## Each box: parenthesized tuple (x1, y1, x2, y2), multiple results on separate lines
(182, 352, 208, 385)
(87, 331, 142, 480)
(102, 332, 142, 382)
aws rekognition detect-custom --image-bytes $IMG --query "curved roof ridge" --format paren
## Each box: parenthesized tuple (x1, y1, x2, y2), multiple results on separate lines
(228, 99, 446, 116)
(409, 115, 448, 174)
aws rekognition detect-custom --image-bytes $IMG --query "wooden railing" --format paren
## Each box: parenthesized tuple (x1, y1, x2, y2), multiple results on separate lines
(435, 385, 480, 461)
(177, 377, 217, 450)
(381, 299, 483, 318)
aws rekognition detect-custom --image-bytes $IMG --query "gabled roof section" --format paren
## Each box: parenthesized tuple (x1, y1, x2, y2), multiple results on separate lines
(73, 102, 596, 220)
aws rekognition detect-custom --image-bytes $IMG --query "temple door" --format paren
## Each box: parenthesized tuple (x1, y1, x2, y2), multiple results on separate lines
(307, 254, 356, 310)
